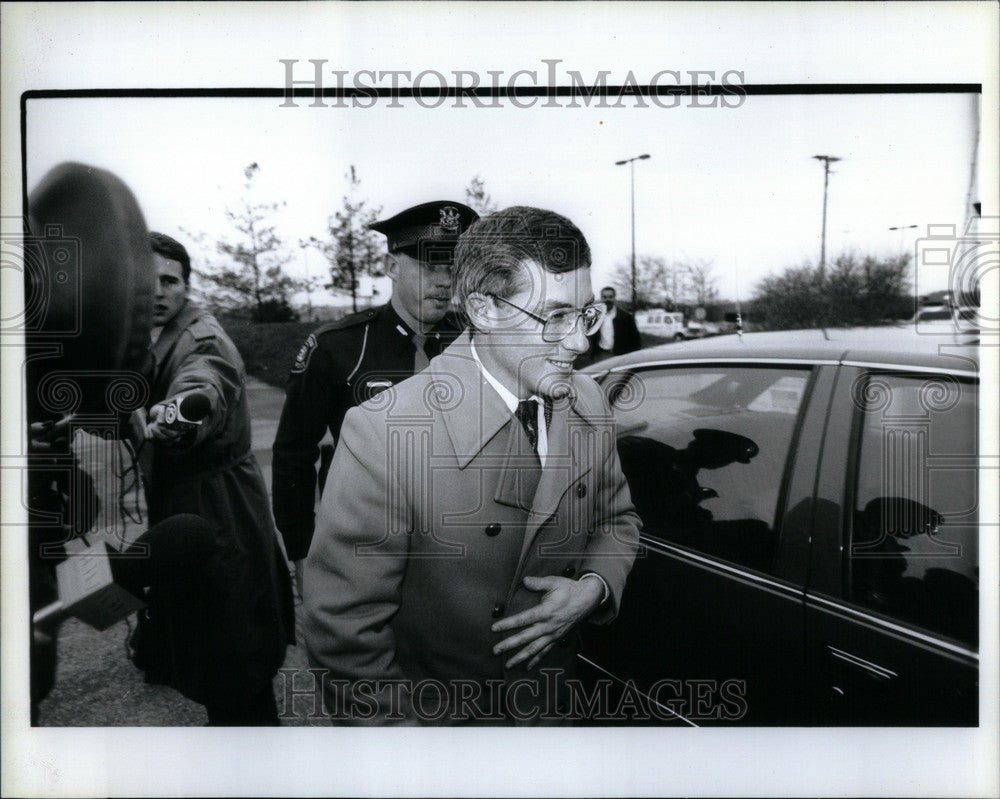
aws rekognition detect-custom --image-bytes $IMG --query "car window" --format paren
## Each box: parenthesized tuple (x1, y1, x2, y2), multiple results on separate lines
(850, 373, 978, 646)
(607, 365, 811, 573)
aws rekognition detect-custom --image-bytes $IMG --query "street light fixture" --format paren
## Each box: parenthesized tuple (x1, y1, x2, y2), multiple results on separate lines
(813, 154, 842, 281)
(889, 224, 918, 256)
(615, 153, 651, 309)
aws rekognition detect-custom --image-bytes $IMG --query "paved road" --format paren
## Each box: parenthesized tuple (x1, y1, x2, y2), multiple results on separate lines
(37, 378, 325, 726)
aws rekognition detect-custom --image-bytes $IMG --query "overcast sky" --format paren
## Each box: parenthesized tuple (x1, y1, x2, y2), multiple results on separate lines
(26, 90, 979, 305)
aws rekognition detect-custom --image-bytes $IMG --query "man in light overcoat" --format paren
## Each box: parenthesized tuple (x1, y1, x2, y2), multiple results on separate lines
(304, 206, 640, 724)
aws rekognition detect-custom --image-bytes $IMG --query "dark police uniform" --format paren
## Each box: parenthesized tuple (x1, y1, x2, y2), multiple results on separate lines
(272, 304, 463, 560)
(272, 201, 479, 562)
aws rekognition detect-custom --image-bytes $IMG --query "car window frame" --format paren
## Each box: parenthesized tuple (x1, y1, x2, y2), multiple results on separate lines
(600, 358, 824, 581)
(841, 366, 981, 648)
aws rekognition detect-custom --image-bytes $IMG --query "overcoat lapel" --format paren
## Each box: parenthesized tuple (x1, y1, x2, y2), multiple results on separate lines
(494, 422, 541, 511)
(431, 335, 510, 469)
(430, 334, 600, 567)
(518, 395, 595, 566)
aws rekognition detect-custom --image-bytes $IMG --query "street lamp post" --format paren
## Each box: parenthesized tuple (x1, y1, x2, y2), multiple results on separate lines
(615, 153, 651, 309)
(813, 154, 842, 281)
(889, 224, 918, 255)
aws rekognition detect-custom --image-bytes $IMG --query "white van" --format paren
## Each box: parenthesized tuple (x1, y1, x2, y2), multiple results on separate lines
(636, 309, 689, 341)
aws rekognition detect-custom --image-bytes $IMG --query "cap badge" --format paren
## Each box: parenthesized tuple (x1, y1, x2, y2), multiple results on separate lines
(439, 206, 460, 232)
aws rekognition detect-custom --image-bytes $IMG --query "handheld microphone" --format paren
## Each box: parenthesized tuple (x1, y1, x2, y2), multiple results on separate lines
(161, 392, 211, 431)
(32, 513, 217, 633)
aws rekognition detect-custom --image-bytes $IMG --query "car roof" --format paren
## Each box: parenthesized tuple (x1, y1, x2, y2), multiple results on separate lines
(582, 326, 979, 376)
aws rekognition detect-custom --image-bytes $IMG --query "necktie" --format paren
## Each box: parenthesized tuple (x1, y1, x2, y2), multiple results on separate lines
(511, 399, 546, 508)
(514, 398, 553, 453)
(412, 332, 430, 372)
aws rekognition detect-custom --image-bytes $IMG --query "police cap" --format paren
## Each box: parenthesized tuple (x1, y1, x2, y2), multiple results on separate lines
(369, 201, 479, 263)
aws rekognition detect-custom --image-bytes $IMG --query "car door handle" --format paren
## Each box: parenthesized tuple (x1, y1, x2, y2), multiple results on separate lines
(827, 645, 898, 682)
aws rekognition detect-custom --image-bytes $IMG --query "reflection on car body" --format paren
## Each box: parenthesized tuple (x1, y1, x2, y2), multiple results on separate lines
(579, 327, 979, 725)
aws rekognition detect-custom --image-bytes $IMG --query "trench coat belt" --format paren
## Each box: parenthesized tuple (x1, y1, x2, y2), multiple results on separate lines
(166, 448, 252, 482)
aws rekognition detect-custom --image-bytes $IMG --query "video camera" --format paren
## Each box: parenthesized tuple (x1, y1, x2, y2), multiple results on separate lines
(32, 514, 217, 635)
(23, 162, 158, 721)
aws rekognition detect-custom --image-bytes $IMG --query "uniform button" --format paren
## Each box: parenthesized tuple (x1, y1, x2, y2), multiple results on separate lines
(562, 566, 576, 577)
(491, 603, 505, 619)
(576, 483, 587, 498)
(485, 523, 502, 537)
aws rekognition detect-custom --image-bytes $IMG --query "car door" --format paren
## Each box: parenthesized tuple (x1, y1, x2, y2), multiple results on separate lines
(804, 363, 979, 725)
(579, 359, 835, 725)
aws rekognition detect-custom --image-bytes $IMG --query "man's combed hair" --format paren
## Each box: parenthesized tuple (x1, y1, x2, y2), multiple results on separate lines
(454, 206, 592, 306)
(149, 231, 192, 284)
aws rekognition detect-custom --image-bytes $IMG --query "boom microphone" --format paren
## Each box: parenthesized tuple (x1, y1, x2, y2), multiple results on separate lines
(27, 162, 155, 380)
(32, 514, 217, 633)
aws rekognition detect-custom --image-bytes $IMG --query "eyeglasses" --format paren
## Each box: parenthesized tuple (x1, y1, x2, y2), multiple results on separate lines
(489, 295, 608, 343)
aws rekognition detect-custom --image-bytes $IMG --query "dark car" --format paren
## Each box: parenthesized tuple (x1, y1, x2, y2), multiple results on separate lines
(578, 327, 980, 726)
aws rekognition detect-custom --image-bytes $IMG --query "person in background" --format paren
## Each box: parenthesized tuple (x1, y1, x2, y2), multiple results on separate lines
(271, 201, 478, 593)
(587, 285, 642, 362)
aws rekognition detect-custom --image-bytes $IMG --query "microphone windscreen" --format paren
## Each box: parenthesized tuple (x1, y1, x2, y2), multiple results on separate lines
(178, 392, 211, 422)
(27, 162, 154, 375)
(108, 514, 217, 593)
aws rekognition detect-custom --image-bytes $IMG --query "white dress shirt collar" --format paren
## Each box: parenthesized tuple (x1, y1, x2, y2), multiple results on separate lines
(469, 338, 548, 465)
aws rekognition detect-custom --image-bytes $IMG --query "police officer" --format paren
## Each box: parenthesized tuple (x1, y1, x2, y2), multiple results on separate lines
(272, 201, 479, 587)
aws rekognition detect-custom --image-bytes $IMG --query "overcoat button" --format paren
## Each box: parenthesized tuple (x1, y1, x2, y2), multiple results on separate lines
(485, 523, 501, 537)
(576, 483, 587, 498)
(491, 603, 505, 619)
(562, 566, 576, 577)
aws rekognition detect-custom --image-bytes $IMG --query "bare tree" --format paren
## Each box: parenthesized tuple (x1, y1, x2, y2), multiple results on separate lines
(307, 166, 384, 314)
(611, 255, 718, 310)
(751, 252, 911, 330)
(611, 255, 669, 309)
(196, 163, 301, 321)
(465, 175, 498, 215)
(684, 258, 720, 306)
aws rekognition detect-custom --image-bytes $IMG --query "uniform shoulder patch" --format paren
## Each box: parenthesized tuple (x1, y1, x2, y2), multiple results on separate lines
(290, 333, 319, 374)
